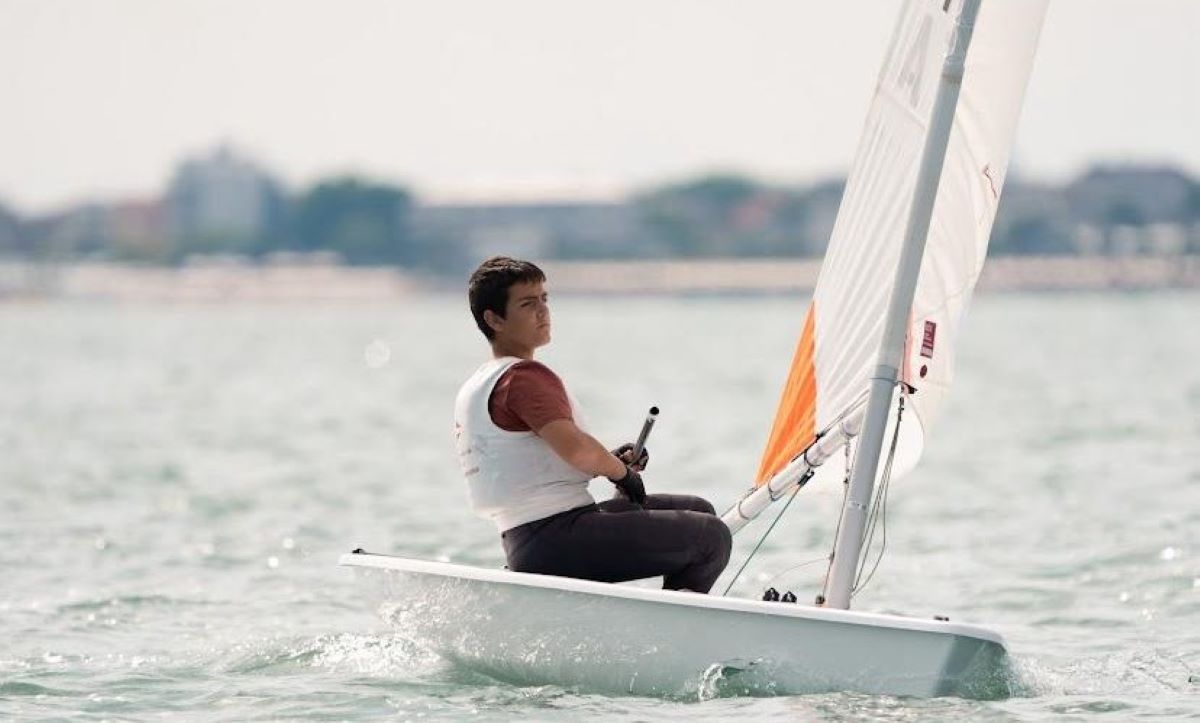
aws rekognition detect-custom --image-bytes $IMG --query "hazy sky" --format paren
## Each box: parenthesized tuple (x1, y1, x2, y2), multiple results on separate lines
(2, 0, 1197, 213)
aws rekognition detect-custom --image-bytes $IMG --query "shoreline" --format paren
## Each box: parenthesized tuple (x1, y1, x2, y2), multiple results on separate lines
(1, 256, 1198, 302)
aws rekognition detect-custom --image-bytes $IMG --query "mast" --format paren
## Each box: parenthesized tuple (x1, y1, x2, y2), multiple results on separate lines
(823, 0, 984, 610)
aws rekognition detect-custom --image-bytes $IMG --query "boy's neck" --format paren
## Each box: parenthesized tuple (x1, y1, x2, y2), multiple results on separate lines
(491, 341, 534, 360)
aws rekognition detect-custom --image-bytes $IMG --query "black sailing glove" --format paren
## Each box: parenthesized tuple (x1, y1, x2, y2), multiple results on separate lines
(610, 442, 650, 471)
(609, 466, 647, 505)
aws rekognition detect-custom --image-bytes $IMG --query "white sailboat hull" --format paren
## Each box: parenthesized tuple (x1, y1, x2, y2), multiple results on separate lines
(340, 552, 1012, 699)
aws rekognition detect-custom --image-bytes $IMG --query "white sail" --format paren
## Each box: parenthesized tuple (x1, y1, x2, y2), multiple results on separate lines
(903, 0, 1048, 456)
(810, 0, 956, 459)
(731, 0, 1046, 534)
(752, 0, 1046, 487)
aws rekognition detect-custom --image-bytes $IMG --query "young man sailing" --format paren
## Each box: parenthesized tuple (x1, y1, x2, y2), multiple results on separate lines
(454, 257, 732, 593)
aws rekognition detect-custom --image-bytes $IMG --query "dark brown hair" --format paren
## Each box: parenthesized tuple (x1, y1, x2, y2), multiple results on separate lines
(467, 256, 546, 340)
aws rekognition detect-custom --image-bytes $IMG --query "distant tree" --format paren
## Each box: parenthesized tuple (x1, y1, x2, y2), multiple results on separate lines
(794, 179, 847, 256)
(1104, 200, 1144, 227)
(638, 205, 695, 257)
(674, 175, 761, 210)
(1000, 215, 1074, 255)
(634, 174, 768, 257)
(991, 183, 1073, 255)
(0, 200, 27, 256)
(405, 229, 473, 274)
(178, 229, 259, 258)
(290, 178, 413, 265)
(1189, 182, 1200, 253)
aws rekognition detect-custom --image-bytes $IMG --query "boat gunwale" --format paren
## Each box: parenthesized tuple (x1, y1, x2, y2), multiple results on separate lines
(339, 551, 1007, 647)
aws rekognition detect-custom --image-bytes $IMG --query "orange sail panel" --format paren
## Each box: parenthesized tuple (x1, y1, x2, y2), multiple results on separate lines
(755, 305, 818, 485)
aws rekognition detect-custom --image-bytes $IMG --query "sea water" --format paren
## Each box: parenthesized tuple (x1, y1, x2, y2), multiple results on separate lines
(1, 292, 1197, 720)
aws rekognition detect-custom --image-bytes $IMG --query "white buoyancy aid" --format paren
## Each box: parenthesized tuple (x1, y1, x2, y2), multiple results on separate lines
(454, 357, 594, 531)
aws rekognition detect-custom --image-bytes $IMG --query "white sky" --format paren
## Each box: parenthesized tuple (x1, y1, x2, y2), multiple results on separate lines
(1, 0, 1197, 213)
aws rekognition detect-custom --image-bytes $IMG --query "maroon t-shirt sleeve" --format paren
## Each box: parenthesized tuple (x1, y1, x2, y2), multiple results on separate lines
(489, 361, 573, 432)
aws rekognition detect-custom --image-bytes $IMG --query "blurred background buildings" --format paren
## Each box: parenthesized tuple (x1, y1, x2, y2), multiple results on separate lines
(2, 1, 1195, 298)
(1, 142, 1197, 284)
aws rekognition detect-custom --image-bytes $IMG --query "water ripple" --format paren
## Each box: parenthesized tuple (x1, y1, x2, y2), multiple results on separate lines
(2, 296, 1199, 719)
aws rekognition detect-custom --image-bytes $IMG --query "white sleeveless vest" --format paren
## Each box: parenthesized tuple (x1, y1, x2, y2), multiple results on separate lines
(454, 357, 595, 531)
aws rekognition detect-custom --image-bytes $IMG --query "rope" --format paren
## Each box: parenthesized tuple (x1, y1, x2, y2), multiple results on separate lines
(852, 391, 905, 597)
(762, 556, 829, 591)
(720, 470, 812, 596)
(725, 386, 905, 602)
(819, 435, 855, 601)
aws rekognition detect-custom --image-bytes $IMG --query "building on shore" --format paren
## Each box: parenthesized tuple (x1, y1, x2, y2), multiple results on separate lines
(165, 144, 285, 258)
(108, 199, 169, 260)
(410, 200, 639, 272)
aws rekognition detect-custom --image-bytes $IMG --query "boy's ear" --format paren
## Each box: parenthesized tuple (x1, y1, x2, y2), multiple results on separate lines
(483, 309, 504, 333)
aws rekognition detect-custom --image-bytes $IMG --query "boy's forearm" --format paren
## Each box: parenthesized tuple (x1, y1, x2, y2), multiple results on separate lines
(539, 420, 626, 479)
(575, 434, 627, 479)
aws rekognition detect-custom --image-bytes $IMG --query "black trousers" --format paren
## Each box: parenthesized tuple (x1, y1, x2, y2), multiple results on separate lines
(501, 494, 733, 593)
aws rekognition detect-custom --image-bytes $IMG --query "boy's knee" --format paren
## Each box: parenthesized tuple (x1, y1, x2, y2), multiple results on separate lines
(704, 516, 733, 561)
(681, 495, 715, 515)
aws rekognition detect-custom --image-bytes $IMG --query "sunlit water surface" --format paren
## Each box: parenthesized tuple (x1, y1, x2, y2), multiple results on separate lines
(1, 292, 1197, 719)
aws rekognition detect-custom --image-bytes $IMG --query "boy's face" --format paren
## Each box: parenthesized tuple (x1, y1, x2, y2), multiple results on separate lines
(492, 280, 551, 349)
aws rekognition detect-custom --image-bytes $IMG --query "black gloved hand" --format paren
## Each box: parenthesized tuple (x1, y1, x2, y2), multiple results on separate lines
(611, 442, 650, 471)
(609, 465, 647, 505)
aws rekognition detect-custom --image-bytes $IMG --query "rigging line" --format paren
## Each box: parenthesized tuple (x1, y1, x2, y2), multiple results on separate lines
(854, 392, 903, 595)
(854, 451, 892, 595)
(855, 443, 891, 587)
(820, 435, 855, 601)
(854, 454, 892, 595)
(762, 556, 829, 591)
(860, 468, 892, 591)
(853, 390, 906, 598)
(857, 391, 902, 571)
(720, 470, 812, 597)
(817, 389, 870, 439)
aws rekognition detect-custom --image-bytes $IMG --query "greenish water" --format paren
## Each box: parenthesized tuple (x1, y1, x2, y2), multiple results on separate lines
(1, 293, 1197, 719)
